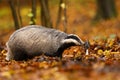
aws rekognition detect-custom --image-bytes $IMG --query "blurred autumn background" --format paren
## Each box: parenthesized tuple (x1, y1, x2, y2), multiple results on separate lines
(0, 0, 120, 80)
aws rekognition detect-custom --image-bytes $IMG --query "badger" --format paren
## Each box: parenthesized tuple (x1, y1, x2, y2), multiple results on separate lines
(6, 25, 85, 61)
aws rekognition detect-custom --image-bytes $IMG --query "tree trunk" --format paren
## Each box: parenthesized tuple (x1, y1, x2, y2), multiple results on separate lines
(17, 0, 22, 27)
(8, 0, 20, 30)
(63, 0, 67, 32)
(55, 0, 67, 32)
(94, 0, 117, 20)
(55, 0, 63, 29)
(31, 0, 36, 25)
(40, 0, 53, 28)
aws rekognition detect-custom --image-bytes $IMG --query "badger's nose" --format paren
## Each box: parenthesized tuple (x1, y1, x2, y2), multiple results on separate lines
(84, 40, 90, 49)
(84, 40, 90, 55)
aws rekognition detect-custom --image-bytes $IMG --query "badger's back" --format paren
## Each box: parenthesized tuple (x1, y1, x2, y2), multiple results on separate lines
(7, 25, 68, 59)
(6, 25, 84, 61)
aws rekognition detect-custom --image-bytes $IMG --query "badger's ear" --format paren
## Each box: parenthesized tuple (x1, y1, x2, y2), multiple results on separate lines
(61, 34, 84, 45)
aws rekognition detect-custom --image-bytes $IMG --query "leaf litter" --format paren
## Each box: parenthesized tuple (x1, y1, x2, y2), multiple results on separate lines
(0, 34, 120, 80)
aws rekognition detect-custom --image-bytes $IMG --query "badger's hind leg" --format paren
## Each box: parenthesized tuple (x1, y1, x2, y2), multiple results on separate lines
(6, 42, 33, 61)
(5, 42, 14, 61)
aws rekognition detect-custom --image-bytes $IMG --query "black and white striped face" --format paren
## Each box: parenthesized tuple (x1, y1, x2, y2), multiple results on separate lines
(61, 34, 84, 45)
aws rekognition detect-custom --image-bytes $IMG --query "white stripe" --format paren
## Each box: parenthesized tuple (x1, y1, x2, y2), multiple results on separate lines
(61, 39, 80, 45)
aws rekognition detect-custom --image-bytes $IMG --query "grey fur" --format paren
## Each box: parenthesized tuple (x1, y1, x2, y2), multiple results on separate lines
(6, 25, 84, 61)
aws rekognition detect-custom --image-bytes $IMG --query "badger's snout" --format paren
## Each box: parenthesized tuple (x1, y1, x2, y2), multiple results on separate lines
(6, 25, 84, 61)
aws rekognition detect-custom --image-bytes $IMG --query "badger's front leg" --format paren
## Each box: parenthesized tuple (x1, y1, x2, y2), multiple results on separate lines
(5, 42, 13, 61)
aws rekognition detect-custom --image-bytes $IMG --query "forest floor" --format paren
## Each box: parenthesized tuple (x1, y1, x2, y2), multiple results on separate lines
(0, 0, 120, 80)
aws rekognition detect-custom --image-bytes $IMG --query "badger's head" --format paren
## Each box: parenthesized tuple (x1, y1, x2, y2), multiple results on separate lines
(56, 34, 89, 58)
(59, 34, 84, 52)
(61, 34, 84, 46)
(61, 34, 90, 55)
